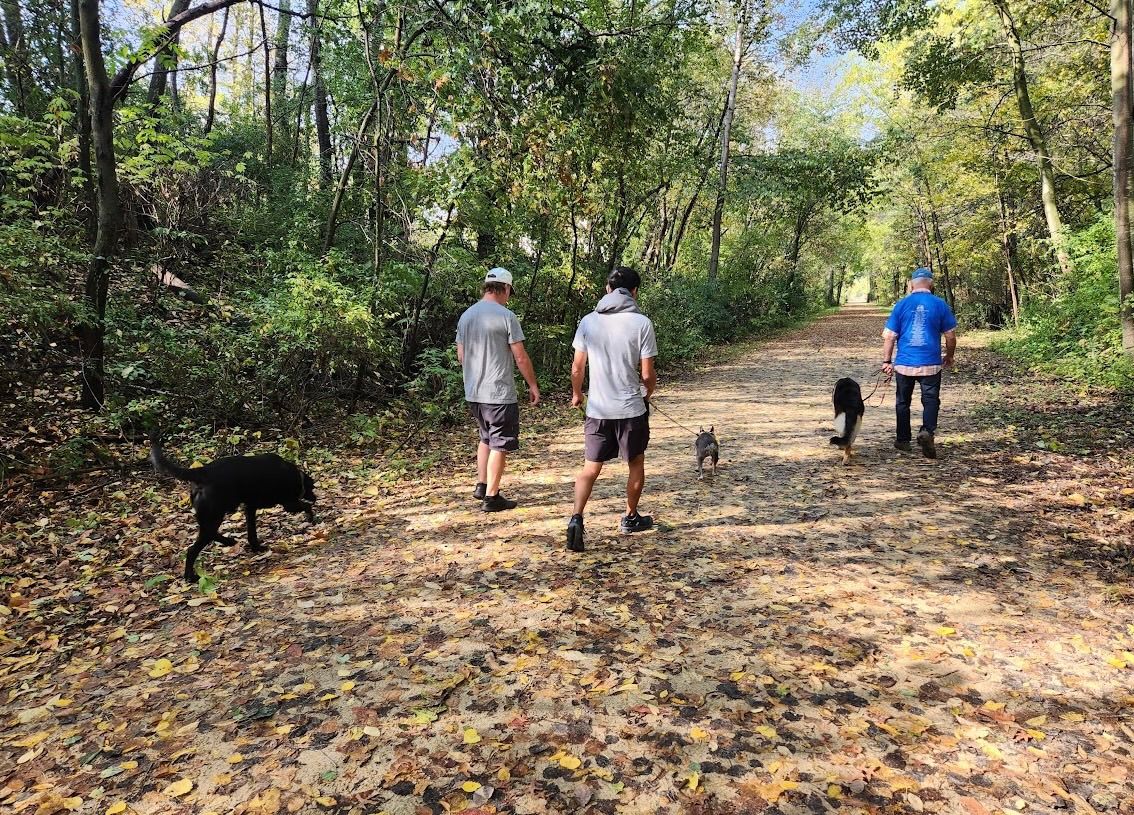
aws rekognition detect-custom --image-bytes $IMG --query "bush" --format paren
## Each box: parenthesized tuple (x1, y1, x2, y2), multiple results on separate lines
(995, 214, 1134, 391)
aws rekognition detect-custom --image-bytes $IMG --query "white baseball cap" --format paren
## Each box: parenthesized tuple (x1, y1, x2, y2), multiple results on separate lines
(484, 267, 513, 286)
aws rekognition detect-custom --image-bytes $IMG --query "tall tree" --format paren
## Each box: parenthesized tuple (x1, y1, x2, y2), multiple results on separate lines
(307, 0, 332, 186)
(709, 0, 750, 282)
(1113, 0, 1134, 355)
(992, 0, 1072, 276)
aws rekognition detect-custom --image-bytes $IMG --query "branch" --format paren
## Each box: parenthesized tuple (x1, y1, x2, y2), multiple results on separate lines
(110, 0, 250, 104)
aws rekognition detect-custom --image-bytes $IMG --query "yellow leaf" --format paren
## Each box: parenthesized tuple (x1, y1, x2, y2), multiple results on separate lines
(462, 728, 481, 744)
(315, 798, 336, 808)
(936, 626, 956, 636)
(690, 726, 710, 742)
(105, 803, 127, 815)
(340, 681, 355, 692)
(461, 782, 481, 793)
(12, 731, 50, 748)
(755, 725, 778, 740)
(827, 784, 842, 799)
(162, 778, 193, 797)
(63, 797, 82, 811)
(559, 755, 582, 770)
(1067, 493, 1087, 506)
(729, 670, 746, 681)
(1106, 656, 1129, 669)
(148, 658, 173, 679)
(119, 760, 138, 770)
(982, 701, 1005, 711)
(227, 753, 243, 764)
(1025, 715, 1047, 727)
(685, 770, 701, 791)
(496, 767, 510, 782)
(52, 698, 73, 708)
(192, 631, 212, 648)
(1025, 729, 1046, 741)
(1060, 711, 1085, 722)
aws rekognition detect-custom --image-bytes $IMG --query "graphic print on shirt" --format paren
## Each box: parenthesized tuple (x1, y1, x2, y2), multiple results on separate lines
(909, 304, 928, 347)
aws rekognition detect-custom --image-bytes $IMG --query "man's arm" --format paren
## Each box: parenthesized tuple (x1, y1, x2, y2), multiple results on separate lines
(943, 329, 957, 367)
(511, 341, 540, 405)
(640, 356, 657, 400)
(571, 350, 587, 409)
(881, 331, 897, 374)
(456, 342, 464, 366)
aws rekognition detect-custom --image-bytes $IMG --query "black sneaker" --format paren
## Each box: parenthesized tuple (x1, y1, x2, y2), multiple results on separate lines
(620, 512, 654, 534)
(473, 482, 487, 500)
(895, 440, 913, 452)
(917, 429, 937, 459)
(482, 494, 517, 512)
(566, 514, 585, 552)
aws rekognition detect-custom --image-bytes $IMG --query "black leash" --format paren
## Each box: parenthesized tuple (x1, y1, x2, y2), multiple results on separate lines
(648, 399, 703, 437)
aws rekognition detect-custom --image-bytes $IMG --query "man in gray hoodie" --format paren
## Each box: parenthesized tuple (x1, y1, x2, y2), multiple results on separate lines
(566, 266, 658, 552)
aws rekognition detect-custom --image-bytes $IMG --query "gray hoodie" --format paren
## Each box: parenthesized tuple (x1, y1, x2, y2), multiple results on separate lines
(572, 289, 659, 419)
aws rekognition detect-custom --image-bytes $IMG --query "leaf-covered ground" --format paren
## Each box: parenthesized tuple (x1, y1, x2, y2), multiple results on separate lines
(3, 306, 1134, 815)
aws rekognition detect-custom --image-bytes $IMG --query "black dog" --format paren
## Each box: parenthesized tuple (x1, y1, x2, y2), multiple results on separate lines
(829, 378, 865, 466)
(694, 426, 719, 480)
(150, 435, 316, 582)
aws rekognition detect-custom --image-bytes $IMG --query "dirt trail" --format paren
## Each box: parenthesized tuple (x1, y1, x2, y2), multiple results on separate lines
(3, 307, 1133, 815)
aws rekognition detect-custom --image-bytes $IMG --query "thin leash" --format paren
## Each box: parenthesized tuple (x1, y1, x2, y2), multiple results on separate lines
(862, 367, 893, 408)
(648, 399, 703, 437)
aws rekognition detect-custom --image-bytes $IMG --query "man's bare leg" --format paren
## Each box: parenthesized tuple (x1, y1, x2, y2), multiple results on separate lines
(477, 442, 489, 485)
(573, 460, 604, 516)
(626, 454, 645, 515)
(486, 450, 507, 497)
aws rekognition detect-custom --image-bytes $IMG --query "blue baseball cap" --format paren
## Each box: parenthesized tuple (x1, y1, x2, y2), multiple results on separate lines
(912, 267, 933, 280)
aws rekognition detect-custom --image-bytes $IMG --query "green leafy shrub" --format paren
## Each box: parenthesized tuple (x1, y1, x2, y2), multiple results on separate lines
(995, 214, 1134, 391)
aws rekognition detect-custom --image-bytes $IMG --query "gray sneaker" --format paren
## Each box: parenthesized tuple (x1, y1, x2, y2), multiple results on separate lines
(895, 441, 913, 452)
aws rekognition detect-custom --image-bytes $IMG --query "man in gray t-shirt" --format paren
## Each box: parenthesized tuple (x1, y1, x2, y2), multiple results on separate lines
(566, 266, 658, 552)
(456, 268, 540, 512)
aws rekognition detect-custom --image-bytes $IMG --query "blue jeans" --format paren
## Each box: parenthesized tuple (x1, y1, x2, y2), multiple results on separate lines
(895, 372, 941, 443)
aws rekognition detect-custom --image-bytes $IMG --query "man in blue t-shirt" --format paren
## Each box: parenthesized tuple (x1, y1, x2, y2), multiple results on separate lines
(880, 267, 958, 459)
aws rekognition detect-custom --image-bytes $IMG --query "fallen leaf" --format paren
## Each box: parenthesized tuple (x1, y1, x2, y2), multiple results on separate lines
(148, 658, 173, 679)
(162, 778, 193, 797)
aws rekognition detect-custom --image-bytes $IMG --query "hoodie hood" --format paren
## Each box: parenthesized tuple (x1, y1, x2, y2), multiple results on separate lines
(595, 288, 641, 315)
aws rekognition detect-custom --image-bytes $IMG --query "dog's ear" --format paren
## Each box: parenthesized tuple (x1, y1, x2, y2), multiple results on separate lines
(699, 426, 704, 433)
(708, 426, 714, 434)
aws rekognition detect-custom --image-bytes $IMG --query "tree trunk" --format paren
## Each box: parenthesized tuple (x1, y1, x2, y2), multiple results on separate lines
(708, 0, 748, 282)
(928, 207, 955, 308)
(998, 183, 1022, 327)
(1113, 0, 1134, 355)
(77, 0, 122, 409)
(308, 0, 332, 186)
(825, 266, 836, 306)
(70, 0, 95, 240)
(258, 1, 273, 170)
(993, 0, 1072, 276)
(271, 0, 291, 157)
(322, 100, 377, 253)
(2, 0, 37, 115)
(204, 6, 229, 133)
(147, 0, 192, 106)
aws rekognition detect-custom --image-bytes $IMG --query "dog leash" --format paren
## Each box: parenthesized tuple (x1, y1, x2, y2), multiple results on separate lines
(647, 399, 703, 437)
(862, 367, 893, 408)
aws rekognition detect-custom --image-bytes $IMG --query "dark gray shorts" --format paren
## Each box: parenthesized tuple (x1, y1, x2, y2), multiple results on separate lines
(584, 412, 650, 463)
(468, 402, 520, 452)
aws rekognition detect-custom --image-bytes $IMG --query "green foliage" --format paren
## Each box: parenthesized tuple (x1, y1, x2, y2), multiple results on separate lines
(994, 215, 1134, 391)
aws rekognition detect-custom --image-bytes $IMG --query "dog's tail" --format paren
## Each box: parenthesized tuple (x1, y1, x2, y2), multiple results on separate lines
(149, 431, 207, 483)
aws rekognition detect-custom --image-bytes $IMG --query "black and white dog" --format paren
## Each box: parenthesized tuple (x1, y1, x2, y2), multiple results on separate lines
(829, 378, 865, 466)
